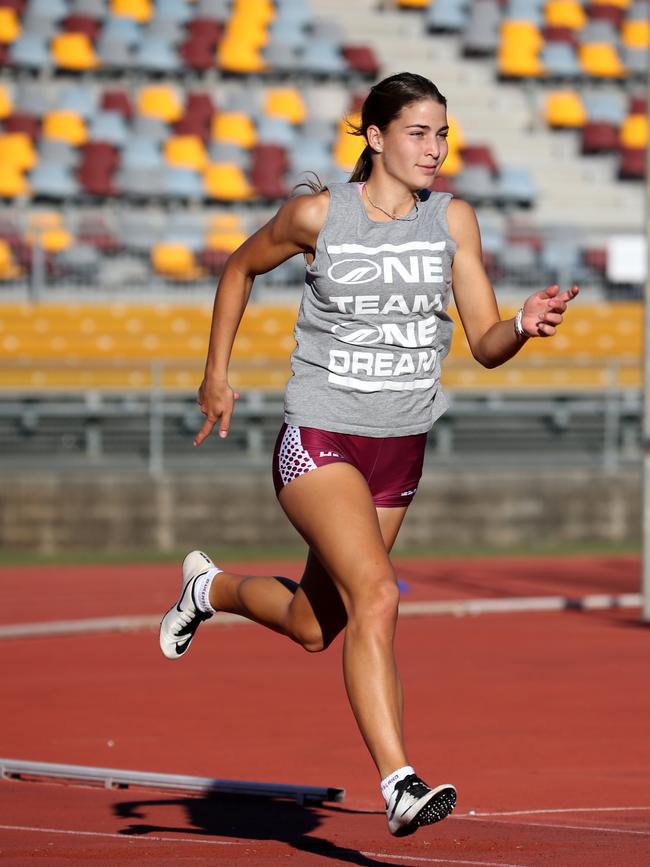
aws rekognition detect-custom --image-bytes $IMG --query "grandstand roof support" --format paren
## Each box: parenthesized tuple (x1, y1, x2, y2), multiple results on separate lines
(641, 52, 650, 623)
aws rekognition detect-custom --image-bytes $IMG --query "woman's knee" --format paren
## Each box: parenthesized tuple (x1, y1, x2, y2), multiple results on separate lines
(287, 607, 332, 653)
(290, 620, 330, 653)
(348, 577, 400, 629)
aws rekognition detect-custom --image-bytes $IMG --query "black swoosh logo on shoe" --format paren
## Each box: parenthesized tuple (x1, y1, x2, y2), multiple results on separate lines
(175, 571, 209, 613)
(175, 637, 191, 654)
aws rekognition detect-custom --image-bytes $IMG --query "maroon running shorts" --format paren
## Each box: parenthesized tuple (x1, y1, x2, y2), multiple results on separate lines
(272, 423, 427, 507)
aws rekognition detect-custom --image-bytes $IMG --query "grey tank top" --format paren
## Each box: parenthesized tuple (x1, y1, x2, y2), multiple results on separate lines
(284, 182, 456, 437)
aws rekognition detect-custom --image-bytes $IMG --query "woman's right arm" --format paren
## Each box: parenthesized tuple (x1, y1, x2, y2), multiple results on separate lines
(194, 191, 328, 446)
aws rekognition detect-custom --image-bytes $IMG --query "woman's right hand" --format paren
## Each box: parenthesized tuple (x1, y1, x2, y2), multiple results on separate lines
(194, 377, 240, 446)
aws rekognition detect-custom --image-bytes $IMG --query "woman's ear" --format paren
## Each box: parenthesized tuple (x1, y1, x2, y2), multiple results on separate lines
(366, 124, 383, 153)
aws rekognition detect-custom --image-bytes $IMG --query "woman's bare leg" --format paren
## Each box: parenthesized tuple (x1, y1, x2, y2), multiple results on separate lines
(209, 501, 407, 655)
(277, 463, 409, 778)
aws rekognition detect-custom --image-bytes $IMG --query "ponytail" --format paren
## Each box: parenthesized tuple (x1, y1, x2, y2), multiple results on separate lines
(349, 145, 373, 183)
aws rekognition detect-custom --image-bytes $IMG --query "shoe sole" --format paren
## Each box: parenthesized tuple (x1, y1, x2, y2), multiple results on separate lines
(390, 785, 457, 837)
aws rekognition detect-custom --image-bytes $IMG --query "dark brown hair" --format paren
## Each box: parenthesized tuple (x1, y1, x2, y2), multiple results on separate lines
(349, 72, 447, 182)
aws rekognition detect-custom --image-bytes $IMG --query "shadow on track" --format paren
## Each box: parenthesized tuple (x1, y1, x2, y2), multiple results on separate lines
(113, 793, 407, 865)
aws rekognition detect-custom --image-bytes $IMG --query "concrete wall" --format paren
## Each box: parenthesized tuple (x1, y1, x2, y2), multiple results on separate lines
(0, 467, 640, 554)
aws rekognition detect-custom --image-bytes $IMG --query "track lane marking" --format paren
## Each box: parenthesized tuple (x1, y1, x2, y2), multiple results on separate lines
(454, 817, 650, 837)
(362, 854, 530, 866)
(0, 593, 642, 640)
(0, 823, 239, 845)
(457, 806, 650, 817)
(0, 824, 533, 864)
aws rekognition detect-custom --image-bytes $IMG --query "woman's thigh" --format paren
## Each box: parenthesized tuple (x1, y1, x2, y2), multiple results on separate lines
(289, 501, 408, 646)
(279, 463, 409, 633)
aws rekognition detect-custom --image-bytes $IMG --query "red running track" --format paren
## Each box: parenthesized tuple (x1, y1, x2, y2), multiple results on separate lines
(0, 556, 649, 866)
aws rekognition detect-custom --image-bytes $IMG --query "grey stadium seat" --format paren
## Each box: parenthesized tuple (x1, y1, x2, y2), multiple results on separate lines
(462, 0, 500, 54)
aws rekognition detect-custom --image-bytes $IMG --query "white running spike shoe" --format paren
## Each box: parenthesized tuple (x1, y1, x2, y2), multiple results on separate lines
(159, 550, 216, 660)
(386, 774, 457, 837)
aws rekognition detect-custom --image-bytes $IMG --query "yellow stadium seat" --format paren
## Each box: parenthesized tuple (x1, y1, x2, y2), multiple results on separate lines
(0, 239, 22, 279)
(397, 0, 429, 7)
(217, 39, 267, 73)
(226, 15, 270, 49)
(152, 243, 204, 281)
(500, 20, 544, 51)
(0, 84, 11, 119)
(207, 213, 243, 232)
(51, 32, 98, 70)
(620, 114, 648, 148)
(579, 43, 625, 77)
(164, 135, 208, 171)
(42, 110, 87, 146)
(622, 20, 650, 49)
(138, 86, 182, 122)
(498, 47, 544, 77)
(333, 113, 365, 171)
(0, 164, 26, 197)
(231, 0, 275, 26)
(438, 147, 463, 177)
(446, 114, 464, 151)
(211, 112, 257, 148)
(545, 91, 587, 127)
(0, 132, 35, 170)
(203, 163, 254, 200)
(0, 7, 20, 43)
(110, 0, 153, 23)
(205, 229, 248, 253)
(264, 87, 306, 124)
(544, 0, 587, 30)
(27, 228, 73, 253)
(27, 211, 64, 231)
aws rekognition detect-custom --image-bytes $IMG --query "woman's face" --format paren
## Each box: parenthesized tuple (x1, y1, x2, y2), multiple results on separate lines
(368, 99, 449, 189)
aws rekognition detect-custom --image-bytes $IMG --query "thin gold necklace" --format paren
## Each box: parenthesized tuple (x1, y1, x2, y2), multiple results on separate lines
(363, 184, 420, 221)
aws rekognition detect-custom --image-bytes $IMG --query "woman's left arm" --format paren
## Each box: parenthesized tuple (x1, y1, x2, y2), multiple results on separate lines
(447, 198, 579, 369)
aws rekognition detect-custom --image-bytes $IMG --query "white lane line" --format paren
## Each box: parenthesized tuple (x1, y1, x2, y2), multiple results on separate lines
(0, 823, 240, 846)
(0, 824, 534, 864)
(458, 806, 650, 818)
(455, 817, 650, 837)
(362, 854, 530, 867)
(0, 593, 641, 640)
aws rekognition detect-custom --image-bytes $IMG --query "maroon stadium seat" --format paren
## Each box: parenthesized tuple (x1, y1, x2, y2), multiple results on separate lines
(62, 15, 101, 42)
(619, 147, 646, 180)
(198, 248, 229, 275)
(582, 246, 607, 274)
(3, 112, 40, 140)
(185, 91, 216, 122)
(460, 144, 499, 174)
(101, 89, 134, 119)
(581, 121, 619, 154)
(341, 45, 380, 77)
(542, 26, 577, 47)
(179, 36, 216, 72)
(251, 144, 288, 199)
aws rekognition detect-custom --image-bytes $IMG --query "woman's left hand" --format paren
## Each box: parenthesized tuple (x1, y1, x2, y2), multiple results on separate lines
(521, 284, 579, 338)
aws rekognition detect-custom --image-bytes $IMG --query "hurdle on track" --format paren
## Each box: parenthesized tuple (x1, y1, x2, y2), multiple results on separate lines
(0, 758, 345, 806)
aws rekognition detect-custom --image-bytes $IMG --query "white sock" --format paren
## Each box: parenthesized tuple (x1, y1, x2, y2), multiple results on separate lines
(194, 567, 221, 614)
(381, 765, 415, 804)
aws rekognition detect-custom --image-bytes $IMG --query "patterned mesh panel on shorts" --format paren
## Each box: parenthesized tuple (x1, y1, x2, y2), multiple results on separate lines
(279, 425, 318, 486)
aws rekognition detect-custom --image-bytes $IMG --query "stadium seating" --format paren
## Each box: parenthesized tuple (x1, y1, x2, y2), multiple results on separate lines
(0, 301, 641, 393)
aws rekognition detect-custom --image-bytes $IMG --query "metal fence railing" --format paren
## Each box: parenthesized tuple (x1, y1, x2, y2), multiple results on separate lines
(0, 362, 641, 476)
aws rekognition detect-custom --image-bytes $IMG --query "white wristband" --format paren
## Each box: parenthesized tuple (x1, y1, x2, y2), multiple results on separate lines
(514, 307, 526, 339)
